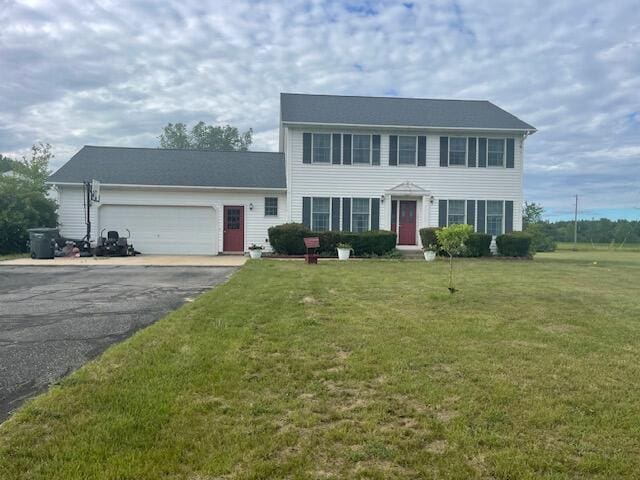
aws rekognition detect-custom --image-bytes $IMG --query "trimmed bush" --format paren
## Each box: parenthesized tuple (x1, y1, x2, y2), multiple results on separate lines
(466, 233, 492, 257)
(339, 230, 397, 256)
(268, 223, 310, 255)
(419, 227, 441, 250)
(268, 224, 397, 256)
(496, 232, 533, 257)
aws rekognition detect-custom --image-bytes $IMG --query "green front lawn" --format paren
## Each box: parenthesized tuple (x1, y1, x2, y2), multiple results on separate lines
(1, 251, 640, 479)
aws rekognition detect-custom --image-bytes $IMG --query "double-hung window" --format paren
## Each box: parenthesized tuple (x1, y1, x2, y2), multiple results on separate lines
(486, 201, 504, 235)
(398, 136, 417, 165)
(351, 198, 370, 232)
(447, 200, 466, 225)
(449, 137, 467, 166)
(487, 139, 505, 167)
(312, 134, 331, 163)
(311, 197, 330, 231)
(264, 197, 278, 216)
(352, 134, 371, 164)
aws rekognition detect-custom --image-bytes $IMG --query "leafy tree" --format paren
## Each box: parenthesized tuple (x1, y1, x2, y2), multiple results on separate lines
(159, 122, 253, 151)
(0, 144, 57, 254)
(436, 224, 473, 294)
(523, 201, 544, 228)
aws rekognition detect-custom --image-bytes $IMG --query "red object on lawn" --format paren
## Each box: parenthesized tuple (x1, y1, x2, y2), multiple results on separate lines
(303, 237, 320, 264)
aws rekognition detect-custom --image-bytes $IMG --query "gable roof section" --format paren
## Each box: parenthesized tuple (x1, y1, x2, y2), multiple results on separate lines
(280, 93, 536, 131)
(48, 146, 286, 189)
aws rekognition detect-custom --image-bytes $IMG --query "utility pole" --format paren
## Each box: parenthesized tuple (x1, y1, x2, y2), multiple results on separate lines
(573, 195, 578, 248)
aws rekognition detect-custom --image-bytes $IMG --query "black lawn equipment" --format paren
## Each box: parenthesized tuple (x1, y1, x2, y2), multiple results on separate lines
(95, 229, 136, 257)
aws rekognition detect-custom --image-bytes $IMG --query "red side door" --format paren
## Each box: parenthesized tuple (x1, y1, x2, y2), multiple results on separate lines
(398, 201, 417, 245)
(223, 206, 244, 252)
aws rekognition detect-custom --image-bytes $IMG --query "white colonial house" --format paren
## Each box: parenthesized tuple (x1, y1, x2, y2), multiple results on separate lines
(48, 93, 536, 255)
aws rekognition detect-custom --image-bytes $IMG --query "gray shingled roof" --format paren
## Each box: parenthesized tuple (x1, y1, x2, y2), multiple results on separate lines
(280, 93, 536, 131)
(48, 146, 286, 189)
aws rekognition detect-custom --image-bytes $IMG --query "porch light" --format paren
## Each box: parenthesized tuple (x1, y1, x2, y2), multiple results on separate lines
(249, 203, 254, 210)
(380, 195, 385, 203)
(429, 195, 434, 204)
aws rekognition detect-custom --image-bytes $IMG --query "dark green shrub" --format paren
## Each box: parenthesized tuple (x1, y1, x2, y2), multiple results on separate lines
(340, 230, 397, 256)
(419, 227, 441, 250)
(268, 223, 310, 254)
(268, 225, 397, 256)
(496, 232, 533, 257)
(526, 223, 557, 252)
(466, 233, 492, 257)
(316, 231, 343, 255)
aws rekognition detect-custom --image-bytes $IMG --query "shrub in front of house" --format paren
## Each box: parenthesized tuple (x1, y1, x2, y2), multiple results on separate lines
(465, 233, 492, 257)
(268, 224, 397, 256)
(496, 232, 533, 257)
(419, 227, 441, 252)
(268, 223, 310, 255)
(338, 230, 397, 256)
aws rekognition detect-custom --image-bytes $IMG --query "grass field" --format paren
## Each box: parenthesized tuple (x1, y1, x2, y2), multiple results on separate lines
(1, 250, 639, 479)
(556, 241, 640, 252)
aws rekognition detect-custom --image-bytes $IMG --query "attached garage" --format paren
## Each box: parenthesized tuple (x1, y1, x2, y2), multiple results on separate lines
(48, 147, 287, 255)
(99, 205, 217, 255)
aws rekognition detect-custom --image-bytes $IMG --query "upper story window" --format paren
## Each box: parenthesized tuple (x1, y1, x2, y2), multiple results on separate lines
(486, 200, 504, 235)
(487, 139, 505, 167)
(264, 197, 278, 216)
(352, 135, 371, 164)
(312, 134, 331, 163)
(449, 137, 467, 166)
(312, 197, 330, 231)
(398, 136, 417, 165)
(447, 200, 466, 225)
(352, 198, 370, 232)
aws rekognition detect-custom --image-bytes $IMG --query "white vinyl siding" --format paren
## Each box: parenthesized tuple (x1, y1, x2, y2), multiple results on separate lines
(447, 200, 466, 225)
(353, 134, 371, 164)
(486, 200, 504, 235)
(312, 197, 330, 231)
(351, 198, 370, 232)
(312, 134, 331, 163)
(449, 137, 467, 166)
(487, 139, 505, 167)
(398, 136, 417, 165)
(286, 129, 525, 234)
(55, 186, 286, 254)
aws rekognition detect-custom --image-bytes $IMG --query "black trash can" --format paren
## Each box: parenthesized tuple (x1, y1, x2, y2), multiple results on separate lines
(27, 228, 59, 259)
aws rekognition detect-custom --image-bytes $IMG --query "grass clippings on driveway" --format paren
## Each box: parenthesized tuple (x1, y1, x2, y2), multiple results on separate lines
(1, 250, 640, 479)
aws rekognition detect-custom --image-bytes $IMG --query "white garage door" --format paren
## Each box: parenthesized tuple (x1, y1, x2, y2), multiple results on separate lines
(99, 205, 217, 255)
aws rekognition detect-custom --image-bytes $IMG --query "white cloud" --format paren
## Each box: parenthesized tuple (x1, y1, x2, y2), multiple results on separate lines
(0, 0, 638, 214)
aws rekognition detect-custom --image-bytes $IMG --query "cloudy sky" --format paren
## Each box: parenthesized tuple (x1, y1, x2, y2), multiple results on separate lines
(2, 0, 639, 220)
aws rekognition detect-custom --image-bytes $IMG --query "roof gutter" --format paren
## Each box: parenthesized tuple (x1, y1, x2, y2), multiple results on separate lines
(282, 120, 537, 133)
(45, 181, 287, 191)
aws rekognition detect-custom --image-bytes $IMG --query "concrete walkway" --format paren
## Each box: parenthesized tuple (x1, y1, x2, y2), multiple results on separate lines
(1, 255, 247, 267)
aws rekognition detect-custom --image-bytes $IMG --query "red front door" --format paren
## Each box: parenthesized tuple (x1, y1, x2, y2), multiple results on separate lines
(223, 206, 244, 252)
(398, 201, 417, 245)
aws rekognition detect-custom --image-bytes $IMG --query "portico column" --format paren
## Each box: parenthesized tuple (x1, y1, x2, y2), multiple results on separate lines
(384, 193, 392, 229)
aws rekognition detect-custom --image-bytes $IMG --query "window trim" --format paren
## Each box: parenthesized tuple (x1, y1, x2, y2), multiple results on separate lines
(311, 197, 331, 232)
(351, 197, 371, 232)
(397, 135, 418, 166)
(446, 199, 466, 226)
(311, 133, 332, 164)
(485, 200, 505, 236)
(351, 134, 372, 165)
(487, 138, 506, 168)
(448, 137, 468, 167)
(264, 197, 278, 217)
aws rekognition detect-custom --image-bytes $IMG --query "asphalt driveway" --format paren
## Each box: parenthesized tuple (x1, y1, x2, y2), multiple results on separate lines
(0, 265, 236, 422)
